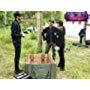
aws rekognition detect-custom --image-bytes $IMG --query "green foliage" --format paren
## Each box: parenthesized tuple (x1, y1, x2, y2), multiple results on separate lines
(29, 32, 37, 40)
(6, 11, 14, 26)
(0, 11, 14, 27)
(22, 11, 36, 19)
(21, 11, 36, 29)
(42, 11, 64, 24)
(54, 11, 64, 22)
(0, 11, 5, 27)
(43, 11, 52, 23)
(0, 29, 11, 44)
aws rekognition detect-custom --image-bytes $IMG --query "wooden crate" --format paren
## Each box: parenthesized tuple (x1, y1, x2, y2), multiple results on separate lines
(25, 54, 56, 79)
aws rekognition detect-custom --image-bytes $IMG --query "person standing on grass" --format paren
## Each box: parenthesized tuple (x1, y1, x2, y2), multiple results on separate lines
(11, 11, 24, 74)
(42, 19, 57, 61)
(56, 20, 66, 71)
(79, 27, 87, 44)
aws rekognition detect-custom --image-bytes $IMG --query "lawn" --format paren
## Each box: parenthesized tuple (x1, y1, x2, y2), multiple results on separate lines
(0, 28, 90, 79)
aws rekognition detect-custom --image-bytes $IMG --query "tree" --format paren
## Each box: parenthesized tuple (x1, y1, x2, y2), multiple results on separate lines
(54, 11, 64, 22)
(0, 11, 5, 28)
(37, 11, 42, 53)
(6, 11, 14, 26)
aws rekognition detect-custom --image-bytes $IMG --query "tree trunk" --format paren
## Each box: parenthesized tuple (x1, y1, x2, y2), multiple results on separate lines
(37, 11, 42, 53)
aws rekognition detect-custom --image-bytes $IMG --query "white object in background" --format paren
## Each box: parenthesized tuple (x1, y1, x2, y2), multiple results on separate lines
(45, 23, 49, 28)
(27, 26, 33, 31)
(34, 27, 38, 32)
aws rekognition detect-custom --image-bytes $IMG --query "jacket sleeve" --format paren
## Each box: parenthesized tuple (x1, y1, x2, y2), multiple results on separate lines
(42, 28, 46, 40)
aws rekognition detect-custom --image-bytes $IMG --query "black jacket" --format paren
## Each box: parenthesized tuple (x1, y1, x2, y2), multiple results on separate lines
(42, 26, 57, 43)
(11, 20, 22, 39)
(61, 26, 66, 35)
(79, 29, 85, 37)
(53, 27, 65, 48)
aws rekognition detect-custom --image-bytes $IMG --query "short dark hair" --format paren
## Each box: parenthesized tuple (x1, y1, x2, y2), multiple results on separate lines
(57, 20, 63, 26)
(14, 11, 21, 18)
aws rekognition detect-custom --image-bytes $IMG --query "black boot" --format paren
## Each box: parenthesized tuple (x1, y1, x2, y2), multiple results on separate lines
(58, 62, 61, 67)
(58, 62, 65, 71)
(15, 69, 24, 75)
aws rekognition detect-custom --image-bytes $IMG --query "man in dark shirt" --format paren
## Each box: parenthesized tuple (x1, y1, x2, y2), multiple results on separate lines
(79, 27, 86, 44)
(42, 20, 57, 60)
(56, 20, 66, 71)
(11, 11, 23, 74)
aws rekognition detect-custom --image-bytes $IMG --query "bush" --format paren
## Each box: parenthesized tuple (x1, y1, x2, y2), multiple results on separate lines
(0, 29, 12, 44)
(30, 32, 37, 40)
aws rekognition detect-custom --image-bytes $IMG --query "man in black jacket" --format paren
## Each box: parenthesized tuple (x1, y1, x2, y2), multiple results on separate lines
(79, 27, 86, 44)
(42, 20, 57, 60)
(11, 11, 23, 74)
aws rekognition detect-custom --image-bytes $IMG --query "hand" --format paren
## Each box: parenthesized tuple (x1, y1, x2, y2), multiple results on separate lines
(21, 32, 25, 37)
(55, 46, 60, 51)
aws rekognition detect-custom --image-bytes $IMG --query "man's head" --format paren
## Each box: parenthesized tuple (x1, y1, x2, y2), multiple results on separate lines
(57, 20, 63, 27)
(49, 19, 54, 27)
(14, 11, 22, 22)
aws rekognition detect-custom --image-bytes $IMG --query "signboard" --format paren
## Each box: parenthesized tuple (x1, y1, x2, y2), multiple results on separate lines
(64, 11, 88, 21)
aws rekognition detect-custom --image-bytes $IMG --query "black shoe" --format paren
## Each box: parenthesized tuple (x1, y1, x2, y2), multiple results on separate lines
(58, 63, 65, 71)
(15, 69, 24, 75)
(18, 69, 23, 72)
(58, 63, 61, 67)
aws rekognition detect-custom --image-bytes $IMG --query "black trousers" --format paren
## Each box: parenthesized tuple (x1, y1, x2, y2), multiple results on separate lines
(12, 37, 21, 72)
(80, 36, 84, 44)
(45, 43, 55, 60)
(58, 46, 65, 69)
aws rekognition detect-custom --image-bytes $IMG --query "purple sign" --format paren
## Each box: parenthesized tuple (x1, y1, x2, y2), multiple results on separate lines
(64, 11, 88, 21)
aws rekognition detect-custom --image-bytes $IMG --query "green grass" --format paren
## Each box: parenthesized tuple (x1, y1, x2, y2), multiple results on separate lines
(0, 28, 90, 79)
